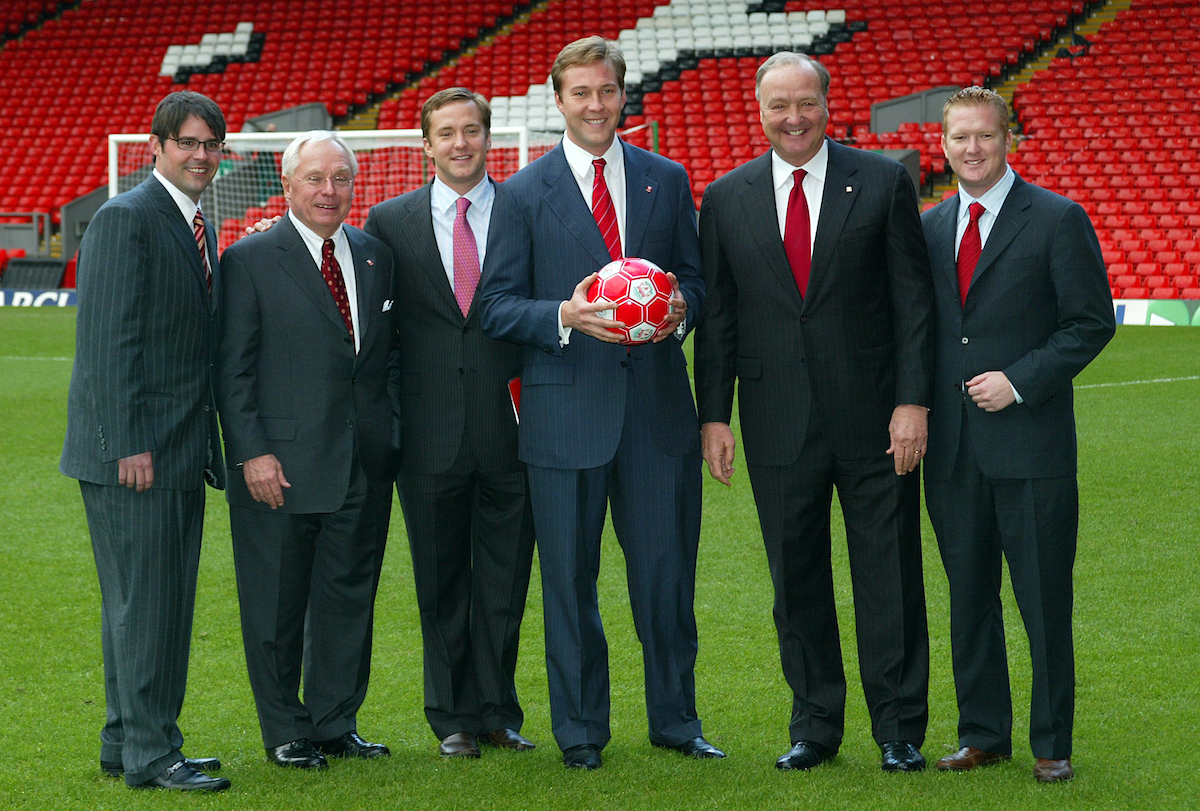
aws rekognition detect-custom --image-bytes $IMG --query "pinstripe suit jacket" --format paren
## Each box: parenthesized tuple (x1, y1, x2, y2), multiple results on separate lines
(61, 176, 225, 491)
(478, 141, 704, 470)
(216, 215, 400, 514)
(920, 173, 1115, 480)
(364, 180, 523, 476)
(694, 139, 934, 466)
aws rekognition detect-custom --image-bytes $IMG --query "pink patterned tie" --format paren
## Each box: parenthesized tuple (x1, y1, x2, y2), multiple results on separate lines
(958, 201, 984, 305)
(591, 158, 622, 261)
(193, 209, 211, 292)
(783, 168, 810, 297)
(320, 238, 354, 337)
(453, 196, 480, 317)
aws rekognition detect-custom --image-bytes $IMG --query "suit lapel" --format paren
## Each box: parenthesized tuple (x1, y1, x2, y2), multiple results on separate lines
(928, 198, 960, 292)
(972, 175, 1031, 286)
(146, 178, 210, 297)
(738, 152, 801, 303)
(408, 183, 463, 317)
(346, 226, 377, 341)
(809, 140, 860, 305)
(622, 143, 655, 258)
(541, 145, 614, 269)
(274, 216, 349, 336)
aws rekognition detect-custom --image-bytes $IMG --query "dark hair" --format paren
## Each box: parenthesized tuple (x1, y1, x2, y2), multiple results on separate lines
(421, 88, 492, 141)
(150, 91, 226, 143)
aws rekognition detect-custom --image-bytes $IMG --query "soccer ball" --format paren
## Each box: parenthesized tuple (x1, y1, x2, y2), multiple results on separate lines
(585, 257, 673, 344)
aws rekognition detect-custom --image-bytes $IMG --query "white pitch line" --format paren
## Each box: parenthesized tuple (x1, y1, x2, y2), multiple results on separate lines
(0, 356, 72, 362)
(1077, 375, 1199, 389)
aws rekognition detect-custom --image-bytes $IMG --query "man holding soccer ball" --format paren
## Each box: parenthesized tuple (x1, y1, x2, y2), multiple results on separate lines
(480, 36, 720, 770)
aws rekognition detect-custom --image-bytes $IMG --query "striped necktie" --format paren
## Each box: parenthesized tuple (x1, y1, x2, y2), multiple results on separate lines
(591, 158, 622, 261)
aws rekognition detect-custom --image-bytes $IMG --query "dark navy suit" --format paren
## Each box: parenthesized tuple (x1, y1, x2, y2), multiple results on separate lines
(479, 141, 705, 752)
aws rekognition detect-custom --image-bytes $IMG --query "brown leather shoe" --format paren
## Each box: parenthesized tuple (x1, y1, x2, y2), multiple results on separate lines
(483, 728, 536, 751)
(1034, 757, 1074, 783)
(935, 746, 1009, 771)
(438, 732, 481, 758)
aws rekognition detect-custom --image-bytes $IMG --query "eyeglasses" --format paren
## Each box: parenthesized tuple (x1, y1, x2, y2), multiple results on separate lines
(169, 137, 226, 153)
(300, 175, 355, 189)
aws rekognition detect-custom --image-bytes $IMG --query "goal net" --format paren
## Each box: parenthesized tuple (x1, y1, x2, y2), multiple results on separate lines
(108, 128, 560, 254)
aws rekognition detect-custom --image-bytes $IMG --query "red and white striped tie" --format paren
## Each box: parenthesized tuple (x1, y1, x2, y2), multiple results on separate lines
(193, 209, 211, 292)
(591, 158, 622, 261)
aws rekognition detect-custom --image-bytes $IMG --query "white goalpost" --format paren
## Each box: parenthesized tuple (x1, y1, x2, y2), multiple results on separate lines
(107, 127, 559, 253)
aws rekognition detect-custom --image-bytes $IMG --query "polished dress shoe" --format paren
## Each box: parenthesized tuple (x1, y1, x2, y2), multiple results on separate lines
(134, 760, 230, 791)
(267, 739, 328, 769)
(1033, 757, 1074, 783)
(880, 740, 926, 772)
(562, 743, 602, 770)
(101, 756, 221, 778)
(316, 731, 390, 759)
(935, 746, 1010, 771)
(438, 731, 481, 758)
(483, 728, 536, 751)
(775, 740, 834, 771)
(654, 736, 726, 759)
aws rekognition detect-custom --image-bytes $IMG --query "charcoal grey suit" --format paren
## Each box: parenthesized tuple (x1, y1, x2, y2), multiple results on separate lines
(61, 175, 225, 786)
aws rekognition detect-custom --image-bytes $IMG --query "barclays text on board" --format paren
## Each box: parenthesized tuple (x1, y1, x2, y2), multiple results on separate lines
(0, 290, 78, 306)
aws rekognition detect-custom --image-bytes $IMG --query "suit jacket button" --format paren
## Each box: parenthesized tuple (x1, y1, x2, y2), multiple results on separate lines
(961, 336, 969, 344)
(203, 404, 211, 412)
(344, 337, 353, 344)
(346, 420, 354, 428)
(800, 315, 811, 323)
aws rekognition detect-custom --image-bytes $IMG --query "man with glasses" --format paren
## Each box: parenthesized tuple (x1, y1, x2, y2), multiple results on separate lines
(216, 131, 400, 770)
(61, 91, 231, 791)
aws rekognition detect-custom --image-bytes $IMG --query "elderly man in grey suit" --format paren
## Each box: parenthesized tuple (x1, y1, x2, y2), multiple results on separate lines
(61, 91, 230, 792)
(693, 52, 934, 774)
(363, 88, 536, 760)
(480, 36, 720, 771)
(921, 87, 1114, 784)
(216, 131, 399, 770)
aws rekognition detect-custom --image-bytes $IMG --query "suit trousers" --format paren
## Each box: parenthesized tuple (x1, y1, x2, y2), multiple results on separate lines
(526, 365, 703, 752)
(398, 442, 535, 739)
(230, 459, 392, 748)
(746, 413, 928, 751)
(80, 481, 205, 786)
(925, 411, 1077, 760)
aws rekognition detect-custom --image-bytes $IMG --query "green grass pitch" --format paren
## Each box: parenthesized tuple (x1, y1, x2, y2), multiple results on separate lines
(1, 308, 1196, 809)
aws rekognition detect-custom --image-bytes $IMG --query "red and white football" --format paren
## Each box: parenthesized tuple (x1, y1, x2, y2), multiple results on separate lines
(585, 257, 673, 344)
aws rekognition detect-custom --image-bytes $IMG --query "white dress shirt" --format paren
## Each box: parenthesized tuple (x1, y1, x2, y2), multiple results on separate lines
(771, 140, 829, 255)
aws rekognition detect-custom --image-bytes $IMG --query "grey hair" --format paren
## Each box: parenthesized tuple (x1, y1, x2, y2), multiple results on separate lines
(755, 52, 831, 101)
(280, 131, 358, 178)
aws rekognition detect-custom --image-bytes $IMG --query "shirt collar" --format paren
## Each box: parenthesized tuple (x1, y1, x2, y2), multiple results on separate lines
(562, 135, 624, 183)
(957, 164, 1015, 220)
(771, 139, 829, 191)
(431, 173, 493, 216)
(152, 167, 201, 224)
(287, 210, 345, 253)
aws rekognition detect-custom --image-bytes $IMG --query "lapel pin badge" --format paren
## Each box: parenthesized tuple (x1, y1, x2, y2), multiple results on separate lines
(645, 185, 653, 193)
(845, 186, 853, 193)
(366, 258, 375, 266)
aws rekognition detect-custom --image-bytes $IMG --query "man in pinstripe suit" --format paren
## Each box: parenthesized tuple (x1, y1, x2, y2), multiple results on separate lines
(363, 88, 536, 759)
(480, 37, 720, 770)
(921, 87, 1114, 783)
(61, 91, 230, 791)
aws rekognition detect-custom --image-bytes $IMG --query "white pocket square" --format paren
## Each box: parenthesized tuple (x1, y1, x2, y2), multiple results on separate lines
(382, 299, 393, 312)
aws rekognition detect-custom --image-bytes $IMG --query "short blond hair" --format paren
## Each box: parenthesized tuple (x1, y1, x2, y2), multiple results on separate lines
(550, 36, 626, 96)
(941, 86, 1010, 133)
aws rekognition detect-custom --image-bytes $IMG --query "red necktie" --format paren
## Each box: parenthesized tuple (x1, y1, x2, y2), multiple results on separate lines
(193, 209, 211, 293)
(452, 196, 480, 317)
(320, 238, 354, 338)
(957, 201, 984, 305)
(591, 158, 622, 261)
(783, 168, 811, 297)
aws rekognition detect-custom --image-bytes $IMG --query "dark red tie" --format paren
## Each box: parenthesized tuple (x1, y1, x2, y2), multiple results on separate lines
(193, 209, 211, 293)
(591, 158, 622, 261)
(783, 168, 811, 297)
(957, 201, 984, 305)
(321, 238, 354, 338)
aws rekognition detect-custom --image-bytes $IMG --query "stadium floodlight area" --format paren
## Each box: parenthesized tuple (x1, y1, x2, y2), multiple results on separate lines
(108, 128, 558, 246)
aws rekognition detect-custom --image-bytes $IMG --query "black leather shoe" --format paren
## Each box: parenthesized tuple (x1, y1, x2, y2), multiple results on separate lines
(775, 740, 835, 771)
(267, 739, 328, 769)
(881, 740, 927, 772)
(102, 756, 222, 777)
(315, 731, 390, 759)
(563, 743, 602, 770)
(483, 728, 537, 751)
(134, 761, 231, 791)
(654, 736, 726, 759)
(438, 731, 481, 758)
